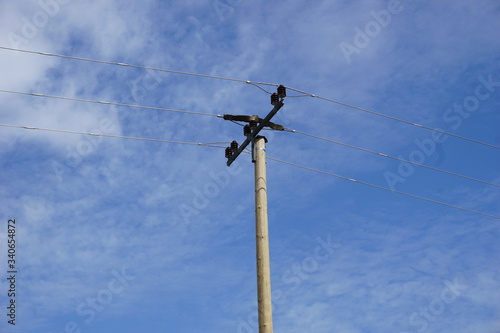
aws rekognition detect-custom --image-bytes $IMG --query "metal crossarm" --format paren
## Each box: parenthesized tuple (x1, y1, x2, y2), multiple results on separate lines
(225, 101, 284, 166)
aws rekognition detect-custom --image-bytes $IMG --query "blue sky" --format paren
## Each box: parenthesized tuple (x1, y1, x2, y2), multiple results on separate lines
(0, 0, 499, 332)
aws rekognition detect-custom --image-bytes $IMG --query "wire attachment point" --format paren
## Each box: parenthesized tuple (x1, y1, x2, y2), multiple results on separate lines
(277, 85, 286, 98)
(271, 93, 279, 105)
(231, 140, 239, 152)
(225, 147, 233, 159)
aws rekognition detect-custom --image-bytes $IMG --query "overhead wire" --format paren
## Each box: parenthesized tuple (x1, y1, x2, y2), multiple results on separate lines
(286, 129, 500, 188)
(2, 83, 497, 191)
(229, 120, 245, 127)
(248, 83, 274, 95)
(1, 46, 498, 149)
(0, 46, 279, 88)
(284, 86, 500, 149)
(0, 123, 227, 148)
(285, 94, 314, 98)
(2, 122, 498, 219)
(266, 156, 500, 220)
(0, 89, 221, 118)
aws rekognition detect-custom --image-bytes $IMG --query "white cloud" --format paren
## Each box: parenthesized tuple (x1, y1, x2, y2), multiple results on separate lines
(0, 1, 498, 332)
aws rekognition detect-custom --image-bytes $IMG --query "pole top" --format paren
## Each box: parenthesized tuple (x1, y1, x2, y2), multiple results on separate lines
(255, 135, 268, 143)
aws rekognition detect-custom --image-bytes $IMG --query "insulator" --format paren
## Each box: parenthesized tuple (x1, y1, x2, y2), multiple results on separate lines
(225, 147, 232, 159)
(271, 93, 279, 105)
(244, 125, 251, 136)
(231, 140, 239, 152)
(277, 85, 286, 98)
(249, 120, 258, 129)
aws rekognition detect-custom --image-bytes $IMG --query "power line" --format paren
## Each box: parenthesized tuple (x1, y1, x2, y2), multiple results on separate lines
(267, 156, 500, 220)
(4, 121, 497, 219)
(12, 83, 492, 178)
(1, 46, 497, 149)
(288, 129, 500, 188)
(284, 86, 500, 150)
(0, 123, 227, 148)
(0, 46, 279, 88)
(0, 89, 221, 118)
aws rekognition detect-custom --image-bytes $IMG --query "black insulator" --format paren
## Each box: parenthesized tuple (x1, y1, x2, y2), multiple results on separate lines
(231, 140, 239, 152)
(277, 85, 286, 98)
(244, 125, 251, 136)
(249, 120, 258, 129)
(271, 93, 279, 105)
(225, 147, 232, 159)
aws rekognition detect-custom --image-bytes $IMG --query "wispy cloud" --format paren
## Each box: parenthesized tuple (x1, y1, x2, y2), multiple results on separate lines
(0, 1, 498, 332)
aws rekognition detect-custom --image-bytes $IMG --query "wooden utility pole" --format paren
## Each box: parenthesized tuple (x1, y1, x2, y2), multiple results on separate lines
(254, 135, 273, 333)
(223, 85, 286, 333)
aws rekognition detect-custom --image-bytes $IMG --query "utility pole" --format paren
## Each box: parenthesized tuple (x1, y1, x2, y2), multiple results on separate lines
(223, 85, 287, 333)
(253, 134, 273, 333)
